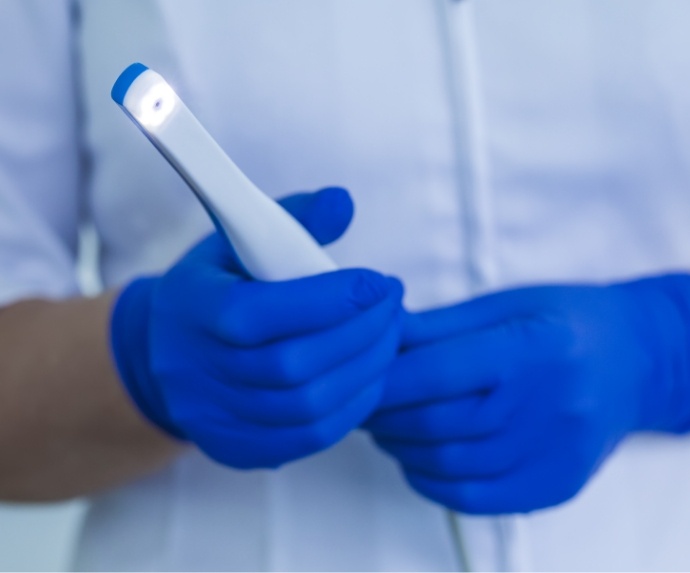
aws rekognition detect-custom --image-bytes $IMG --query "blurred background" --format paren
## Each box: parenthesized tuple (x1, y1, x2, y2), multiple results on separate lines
(0, 501, 85, 571)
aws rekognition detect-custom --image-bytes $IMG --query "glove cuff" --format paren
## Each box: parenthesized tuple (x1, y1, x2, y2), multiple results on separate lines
(621, 275, 690, 434)
(110, 277, 186, 440)
(653, 275, 690, 433)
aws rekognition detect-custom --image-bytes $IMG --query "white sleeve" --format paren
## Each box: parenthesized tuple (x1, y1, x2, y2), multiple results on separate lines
(0, 0, 82, 306)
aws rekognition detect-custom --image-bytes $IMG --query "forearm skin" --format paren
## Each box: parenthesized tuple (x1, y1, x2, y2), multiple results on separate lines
(0, 293, 182, 502)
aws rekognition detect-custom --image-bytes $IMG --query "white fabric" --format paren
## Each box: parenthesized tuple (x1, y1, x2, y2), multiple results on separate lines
(3, 0, 690, 569)
(0, 0, 81, 305)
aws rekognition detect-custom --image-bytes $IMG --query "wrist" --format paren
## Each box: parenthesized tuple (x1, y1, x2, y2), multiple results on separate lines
(110, 277, 185, 440)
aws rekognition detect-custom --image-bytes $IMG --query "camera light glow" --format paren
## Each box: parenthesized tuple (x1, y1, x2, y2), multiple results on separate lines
(135, 81, 177, 129)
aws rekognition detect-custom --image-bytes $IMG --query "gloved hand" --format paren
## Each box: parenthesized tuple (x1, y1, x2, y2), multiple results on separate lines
(365, 276, 690, 514)
(111, 187, 404, 469)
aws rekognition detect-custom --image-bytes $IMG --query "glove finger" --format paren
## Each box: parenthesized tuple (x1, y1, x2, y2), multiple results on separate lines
(373, 426, 529, 481)
(364, 390, 515, 441)
(192, 379, 385, 469)
(214, 270, 402, 346)
(172, 267, 402, 347)
(277, 187, 354, 246)
(397, 403, 591, 514)
(205, 285, 403, 387)
(402, 286, 556, 348)
(404, 453, 586, 515)
(203, 320, 400, 426)
(377, 323, 528, 411)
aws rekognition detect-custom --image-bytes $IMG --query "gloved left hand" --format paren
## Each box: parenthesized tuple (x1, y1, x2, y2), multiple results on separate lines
(365, 275, 690, 514)
(111, 187, 405, 470)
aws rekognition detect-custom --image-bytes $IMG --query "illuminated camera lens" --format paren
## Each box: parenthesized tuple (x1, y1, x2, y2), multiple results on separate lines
(136, 82, 176, 128)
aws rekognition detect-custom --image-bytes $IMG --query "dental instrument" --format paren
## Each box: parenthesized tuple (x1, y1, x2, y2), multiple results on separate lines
(111, 62, 337, 282)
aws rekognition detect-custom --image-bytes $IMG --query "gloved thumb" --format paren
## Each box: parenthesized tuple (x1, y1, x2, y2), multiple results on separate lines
(278, 186, 354, 246)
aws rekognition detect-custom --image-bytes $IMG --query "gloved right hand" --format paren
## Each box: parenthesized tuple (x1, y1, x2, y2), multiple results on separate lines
(365, 276, 690, 514)
(110, 187, 404, 469)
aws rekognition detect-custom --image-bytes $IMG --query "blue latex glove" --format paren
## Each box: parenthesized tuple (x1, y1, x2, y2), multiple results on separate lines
(111, 187, 404, 469)
(365, 276, 690, 514)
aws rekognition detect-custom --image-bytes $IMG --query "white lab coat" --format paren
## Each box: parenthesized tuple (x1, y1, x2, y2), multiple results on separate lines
(3, 0, 690, 570)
